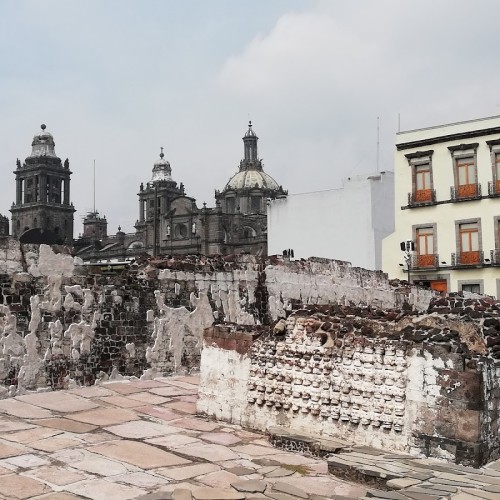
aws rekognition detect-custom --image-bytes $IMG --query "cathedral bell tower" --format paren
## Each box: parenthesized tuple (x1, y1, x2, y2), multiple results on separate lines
(10, 124, 75, 244)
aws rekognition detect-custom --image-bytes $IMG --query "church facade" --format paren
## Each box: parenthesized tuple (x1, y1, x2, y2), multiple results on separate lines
(74, 122, 286, 261)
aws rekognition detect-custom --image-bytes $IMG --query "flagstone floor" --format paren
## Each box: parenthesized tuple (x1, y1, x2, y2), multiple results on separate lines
(0, 376, 366, 500)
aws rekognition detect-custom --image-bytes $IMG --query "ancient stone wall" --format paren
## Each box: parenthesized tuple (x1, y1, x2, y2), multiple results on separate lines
(197, 298, 500, 467)
(0, 238, 434, 397)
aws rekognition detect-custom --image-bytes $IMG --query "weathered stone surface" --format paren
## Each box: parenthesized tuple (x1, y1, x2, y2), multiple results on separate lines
(192, 488, 245, 500)
(270, 482, 308, 499)
(90, 440, 191, 469)
(386, 478, 421, 490)
(231, 480, 267, 493)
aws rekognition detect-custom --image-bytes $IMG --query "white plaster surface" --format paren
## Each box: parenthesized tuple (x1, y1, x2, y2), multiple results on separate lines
(268, 172, 394, 270)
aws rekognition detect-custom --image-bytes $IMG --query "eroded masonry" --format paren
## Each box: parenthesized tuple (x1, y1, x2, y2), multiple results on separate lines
(0, 237, 498, 467)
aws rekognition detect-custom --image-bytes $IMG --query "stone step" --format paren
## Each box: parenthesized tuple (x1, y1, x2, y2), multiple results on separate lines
(267, 426, 352, 457)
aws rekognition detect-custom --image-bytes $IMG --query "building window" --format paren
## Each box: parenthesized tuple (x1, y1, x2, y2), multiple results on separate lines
(455, 156, 477, 197)
(494, 152, 500, 192)
(458, 222, 480, 264)
(226, 198, 235, 213)
(414, 163, 432, 202)
(416, 227, 435, 267)
(251, 196, 261, 212)
(405, 151, 434, 206)
(459, 280, 484, 295)
(462, 283, 481, 294)
(449, 143, 479, 200)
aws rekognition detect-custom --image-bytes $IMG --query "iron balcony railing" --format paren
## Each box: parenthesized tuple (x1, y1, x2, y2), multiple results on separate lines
(411, 254, 440, 269)
(408, 189, 436, 206)
(450, 184, 481, 201)
(491, 249, 500, 265)
(451, 250, 484, 267)
(488, 181, 500, 197)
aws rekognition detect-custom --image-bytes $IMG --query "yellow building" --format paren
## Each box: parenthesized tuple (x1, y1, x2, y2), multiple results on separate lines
(383, 115, 500, 297)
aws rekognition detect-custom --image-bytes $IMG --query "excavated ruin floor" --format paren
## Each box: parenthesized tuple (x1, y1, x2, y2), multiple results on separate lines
(0, 375, 498, 500)
(0, 376, 366, 500)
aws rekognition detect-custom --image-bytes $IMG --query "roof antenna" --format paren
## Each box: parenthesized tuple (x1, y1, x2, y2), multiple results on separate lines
(93, 159, 96, 213)
(376, 116, 380, 173)
(398, 113, 401, 132)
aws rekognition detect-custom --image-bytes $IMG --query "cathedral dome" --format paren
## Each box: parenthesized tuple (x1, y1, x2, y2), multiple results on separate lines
(224, 169, 280, 191)
(151, 147, 174, 183)
(30, 124, 57, 157)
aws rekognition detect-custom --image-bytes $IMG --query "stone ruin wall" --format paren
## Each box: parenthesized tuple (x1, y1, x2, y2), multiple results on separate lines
(0, 238, 434, 397)
(197, 297, 500, 467)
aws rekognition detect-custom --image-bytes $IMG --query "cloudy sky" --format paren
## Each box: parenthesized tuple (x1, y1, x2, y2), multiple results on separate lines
(1, 0, 500, 235)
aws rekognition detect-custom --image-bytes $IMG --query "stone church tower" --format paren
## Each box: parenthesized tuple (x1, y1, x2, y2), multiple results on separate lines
(10, 125, 74, 244)
(214, 122, 287, 255)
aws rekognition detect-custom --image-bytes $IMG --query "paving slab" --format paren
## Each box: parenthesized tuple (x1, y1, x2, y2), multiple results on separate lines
(0, 473, 52, 499)
(0, 440, 29, 458)
(68, 386, 115, 398)
(146, 434, 202, 448)
(151, 387, 198, 397)
(172, 489, 193, 500)
(169, 417, 220, 432)
(155, 463, 220, 480)
(196, 470, 242, 488)
(35, 418, 97, 433)
(105, 420, 179, 439)
(231, 480, 267, 493)
(2, 427, 61, 444)
(366, 490, 408, 499)
(460, 488, 499, 499)
(64, 478, 146, 499)
(167, 401, 198, 414)
(16, 392, 99, 413)
(127, 392, 171, 405)
(199, 432, 241, 446)
(31, 493, 84, 500)
(65, 407, 139, 426)
(192, 487, 245, 499)
(90, 440, 191, 469)
(0, 399, 55, 419)
(30, 436, 82, 452)
(26, 466, 87, 486)
(226, 466, 257, 476)
(270, 481, 308, 498)
(98, 395, 145, 408)
(232, 444, 281, 457)
(265, 467, 295, 478)
(158, 379, 199, 390)
(137, 406, 184, 421)
(107, 471, 171, 487)
(180, 443, 240, 462)
(386, 478, 422, 490)
(101, 382, 144, 394)
(4, 453, 51, 468)
(0, 419, 35, 432)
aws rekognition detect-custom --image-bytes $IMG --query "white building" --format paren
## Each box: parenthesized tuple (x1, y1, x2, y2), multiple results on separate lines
(267, 172, 394, 270)
(383, 115, 500, 296)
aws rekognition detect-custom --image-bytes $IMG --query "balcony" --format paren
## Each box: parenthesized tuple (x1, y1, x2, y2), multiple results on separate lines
(450, 184, 481, 202)
(407, 189, 437, 207)
(488, 181, 500, 197)
(491, 249, 500, 265)
(411, 254, 439, 269)
(451, 250, 484, 267)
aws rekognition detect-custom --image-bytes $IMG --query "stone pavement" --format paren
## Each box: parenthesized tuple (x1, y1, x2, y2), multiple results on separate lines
(328, 449, 500, 499)
(0, 375, 365, 500)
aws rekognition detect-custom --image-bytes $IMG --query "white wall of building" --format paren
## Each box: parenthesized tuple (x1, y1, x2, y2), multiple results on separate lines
(268, 172, 394, 270)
